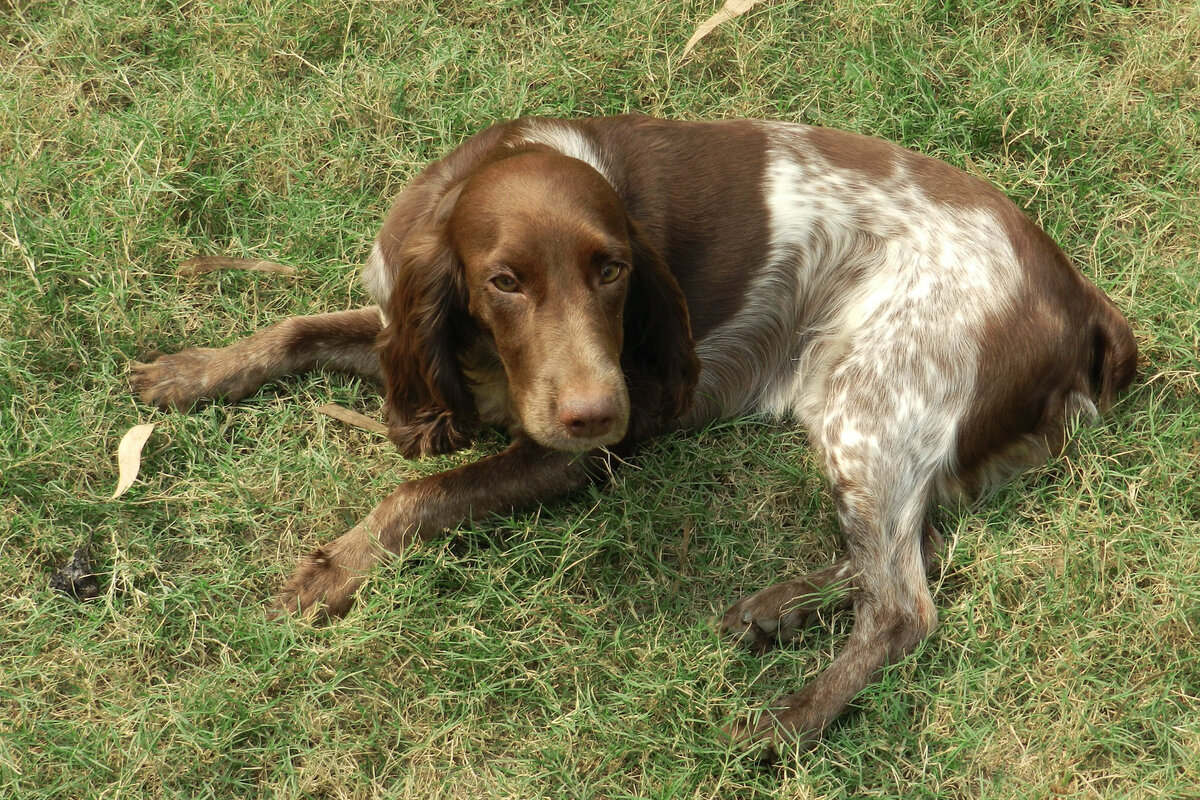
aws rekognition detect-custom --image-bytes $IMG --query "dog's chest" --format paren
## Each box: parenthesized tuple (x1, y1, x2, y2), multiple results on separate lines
(461, 344, 516, 427)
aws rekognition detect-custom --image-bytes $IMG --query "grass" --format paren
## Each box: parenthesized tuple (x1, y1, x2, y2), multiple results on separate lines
(2, 0, 1198, 796)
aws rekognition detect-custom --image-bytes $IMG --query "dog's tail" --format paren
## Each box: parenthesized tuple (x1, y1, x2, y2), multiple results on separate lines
(1089, 289, 1138, 412)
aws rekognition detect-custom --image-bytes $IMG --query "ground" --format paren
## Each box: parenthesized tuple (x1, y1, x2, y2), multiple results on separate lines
(2, 1, 1198, 797)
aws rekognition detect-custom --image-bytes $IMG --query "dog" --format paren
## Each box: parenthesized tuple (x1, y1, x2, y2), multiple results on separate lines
(132, 115, 1136, 751)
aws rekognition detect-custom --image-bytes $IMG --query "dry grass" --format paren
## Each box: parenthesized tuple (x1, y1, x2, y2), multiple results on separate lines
(2, 0, 1198, 797)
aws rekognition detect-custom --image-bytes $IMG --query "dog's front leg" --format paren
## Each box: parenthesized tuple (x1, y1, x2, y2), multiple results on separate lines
(132, 307, 384, 410)
(271, 438, 603, 619)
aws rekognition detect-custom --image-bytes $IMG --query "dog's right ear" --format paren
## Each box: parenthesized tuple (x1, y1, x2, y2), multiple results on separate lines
(378, 184, 479, 458)
(371, 121, 527, 457)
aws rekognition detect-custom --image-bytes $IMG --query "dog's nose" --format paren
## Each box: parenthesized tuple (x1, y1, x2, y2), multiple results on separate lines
(558, 393, 619, 440)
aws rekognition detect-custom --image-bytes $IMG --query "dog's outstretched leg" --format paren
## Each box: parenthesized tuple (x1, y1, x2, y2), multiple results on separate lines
(132, 307, 383, 410)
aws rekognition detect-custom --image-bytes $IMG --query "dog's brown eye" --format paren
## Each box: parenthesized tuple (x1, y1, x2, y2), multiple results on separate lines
(491, 274, 520, 293)
(599, 262, 625, 284)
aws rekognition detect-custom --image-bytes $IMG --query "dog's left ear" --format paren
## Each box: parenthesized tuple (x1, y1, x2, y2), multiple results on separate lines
(622, 219, 701, 427)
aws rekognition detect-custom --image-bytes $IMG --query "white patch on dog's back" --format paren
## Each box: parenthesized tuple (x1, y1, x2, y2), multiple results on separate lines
(692, 123, 1027, 500)
(361, 241, 393, 325)
(511, 121, 615, 186)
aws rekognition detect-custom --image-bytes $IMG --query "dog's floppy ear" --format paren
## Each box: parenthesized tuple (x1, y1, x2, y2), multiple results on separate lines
(622, 219, 701, 430)
(378, 188, 479, 458)
(371, 124, 521, 458)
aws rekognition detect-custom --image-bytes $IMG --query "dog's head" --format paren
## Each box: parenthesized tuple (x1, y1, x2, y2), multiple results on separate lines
(379, 147, 699, 458)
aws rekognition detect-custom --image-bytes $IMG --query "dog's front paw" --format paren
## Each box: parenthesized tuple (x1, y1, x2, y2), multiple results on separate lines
(268, 543, 372, 621)
(131, 348, 222, 410)
(131, 347, 267, 410)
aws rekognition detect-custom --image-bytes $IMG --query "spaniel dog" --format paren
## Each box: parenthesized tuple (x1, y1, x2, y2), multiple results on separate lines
(133, 115, 1136, 751)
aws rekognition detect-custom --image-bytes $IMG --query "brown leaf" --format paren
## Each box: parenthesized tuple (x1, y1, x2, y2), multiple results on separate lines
(315, 404, 389, 436)
(112, 423, 156, 499)
(178, 256, 296, 276)
(683, 0, 770, 56)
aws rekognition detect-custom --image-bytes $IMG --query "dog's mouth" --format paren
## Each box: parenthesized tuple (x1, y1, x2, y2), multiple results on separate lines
(518, 381, 631, 453)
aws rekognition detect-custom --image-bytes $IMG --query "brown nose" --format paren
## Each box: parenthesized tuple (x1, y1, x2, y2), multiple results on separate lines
(558, 393, 619, 440)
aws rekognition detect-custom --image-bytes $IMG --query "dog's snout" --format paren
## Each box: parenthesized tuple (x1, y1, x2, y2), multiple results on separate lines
(557, 392, 620, 440)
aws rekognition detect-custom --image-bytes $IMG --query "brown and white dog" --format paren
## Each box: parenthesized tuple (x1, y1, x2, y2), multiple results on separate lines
(133, 115, 1136, 751)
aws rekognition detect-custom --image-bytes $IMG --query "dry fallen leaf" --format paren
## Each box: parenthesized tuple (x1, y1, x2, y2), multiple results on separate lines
(315, 403, 390, 436)
(178, 256, 296, 276)
(683, 0, 769, 56)
(112, 423, 156, 499)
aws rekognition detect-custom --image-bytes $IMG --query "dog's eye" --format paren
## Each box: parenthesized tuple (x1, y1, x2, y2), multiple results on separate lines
(599, 262, 625, 284)
(491, 274, 521, 293)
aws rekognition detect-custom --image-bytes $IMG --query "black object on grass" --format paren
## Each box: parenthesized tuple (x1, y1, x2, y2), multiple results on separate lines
(49, 541, 101, 601)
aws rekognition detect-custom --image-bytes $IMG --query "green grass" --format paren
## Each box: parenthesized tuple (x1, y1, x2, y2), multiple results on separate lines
(2, 0, 1198, 796)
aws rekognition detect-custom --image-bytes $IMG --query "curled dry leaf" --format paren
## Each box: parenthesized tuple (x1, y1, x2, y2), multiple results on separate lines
(178, 256, 296, 276)
(112, 423, 156, 499)
(683, 0, 769, 56)
(315, 403, 390, 436)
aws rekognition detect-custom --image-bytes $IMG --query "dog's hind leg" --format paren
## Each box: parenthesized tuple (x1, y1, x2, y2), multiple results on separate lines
(726, 338, 966, 752)
(720, 521, 943, 654)
(132, 307, 383, 411)
(729, 470, 941, 752)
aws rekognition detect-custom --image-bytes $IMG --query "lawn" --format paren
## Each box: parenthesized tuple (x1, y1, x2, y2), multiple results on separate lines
(2, 0, 1197, 797)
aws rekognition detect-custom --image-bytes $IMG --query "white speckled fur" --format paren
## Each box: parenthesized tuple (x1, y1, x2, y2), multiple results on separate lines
(690, 125, 1024, 507)
(679, 124, 1036, 706)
